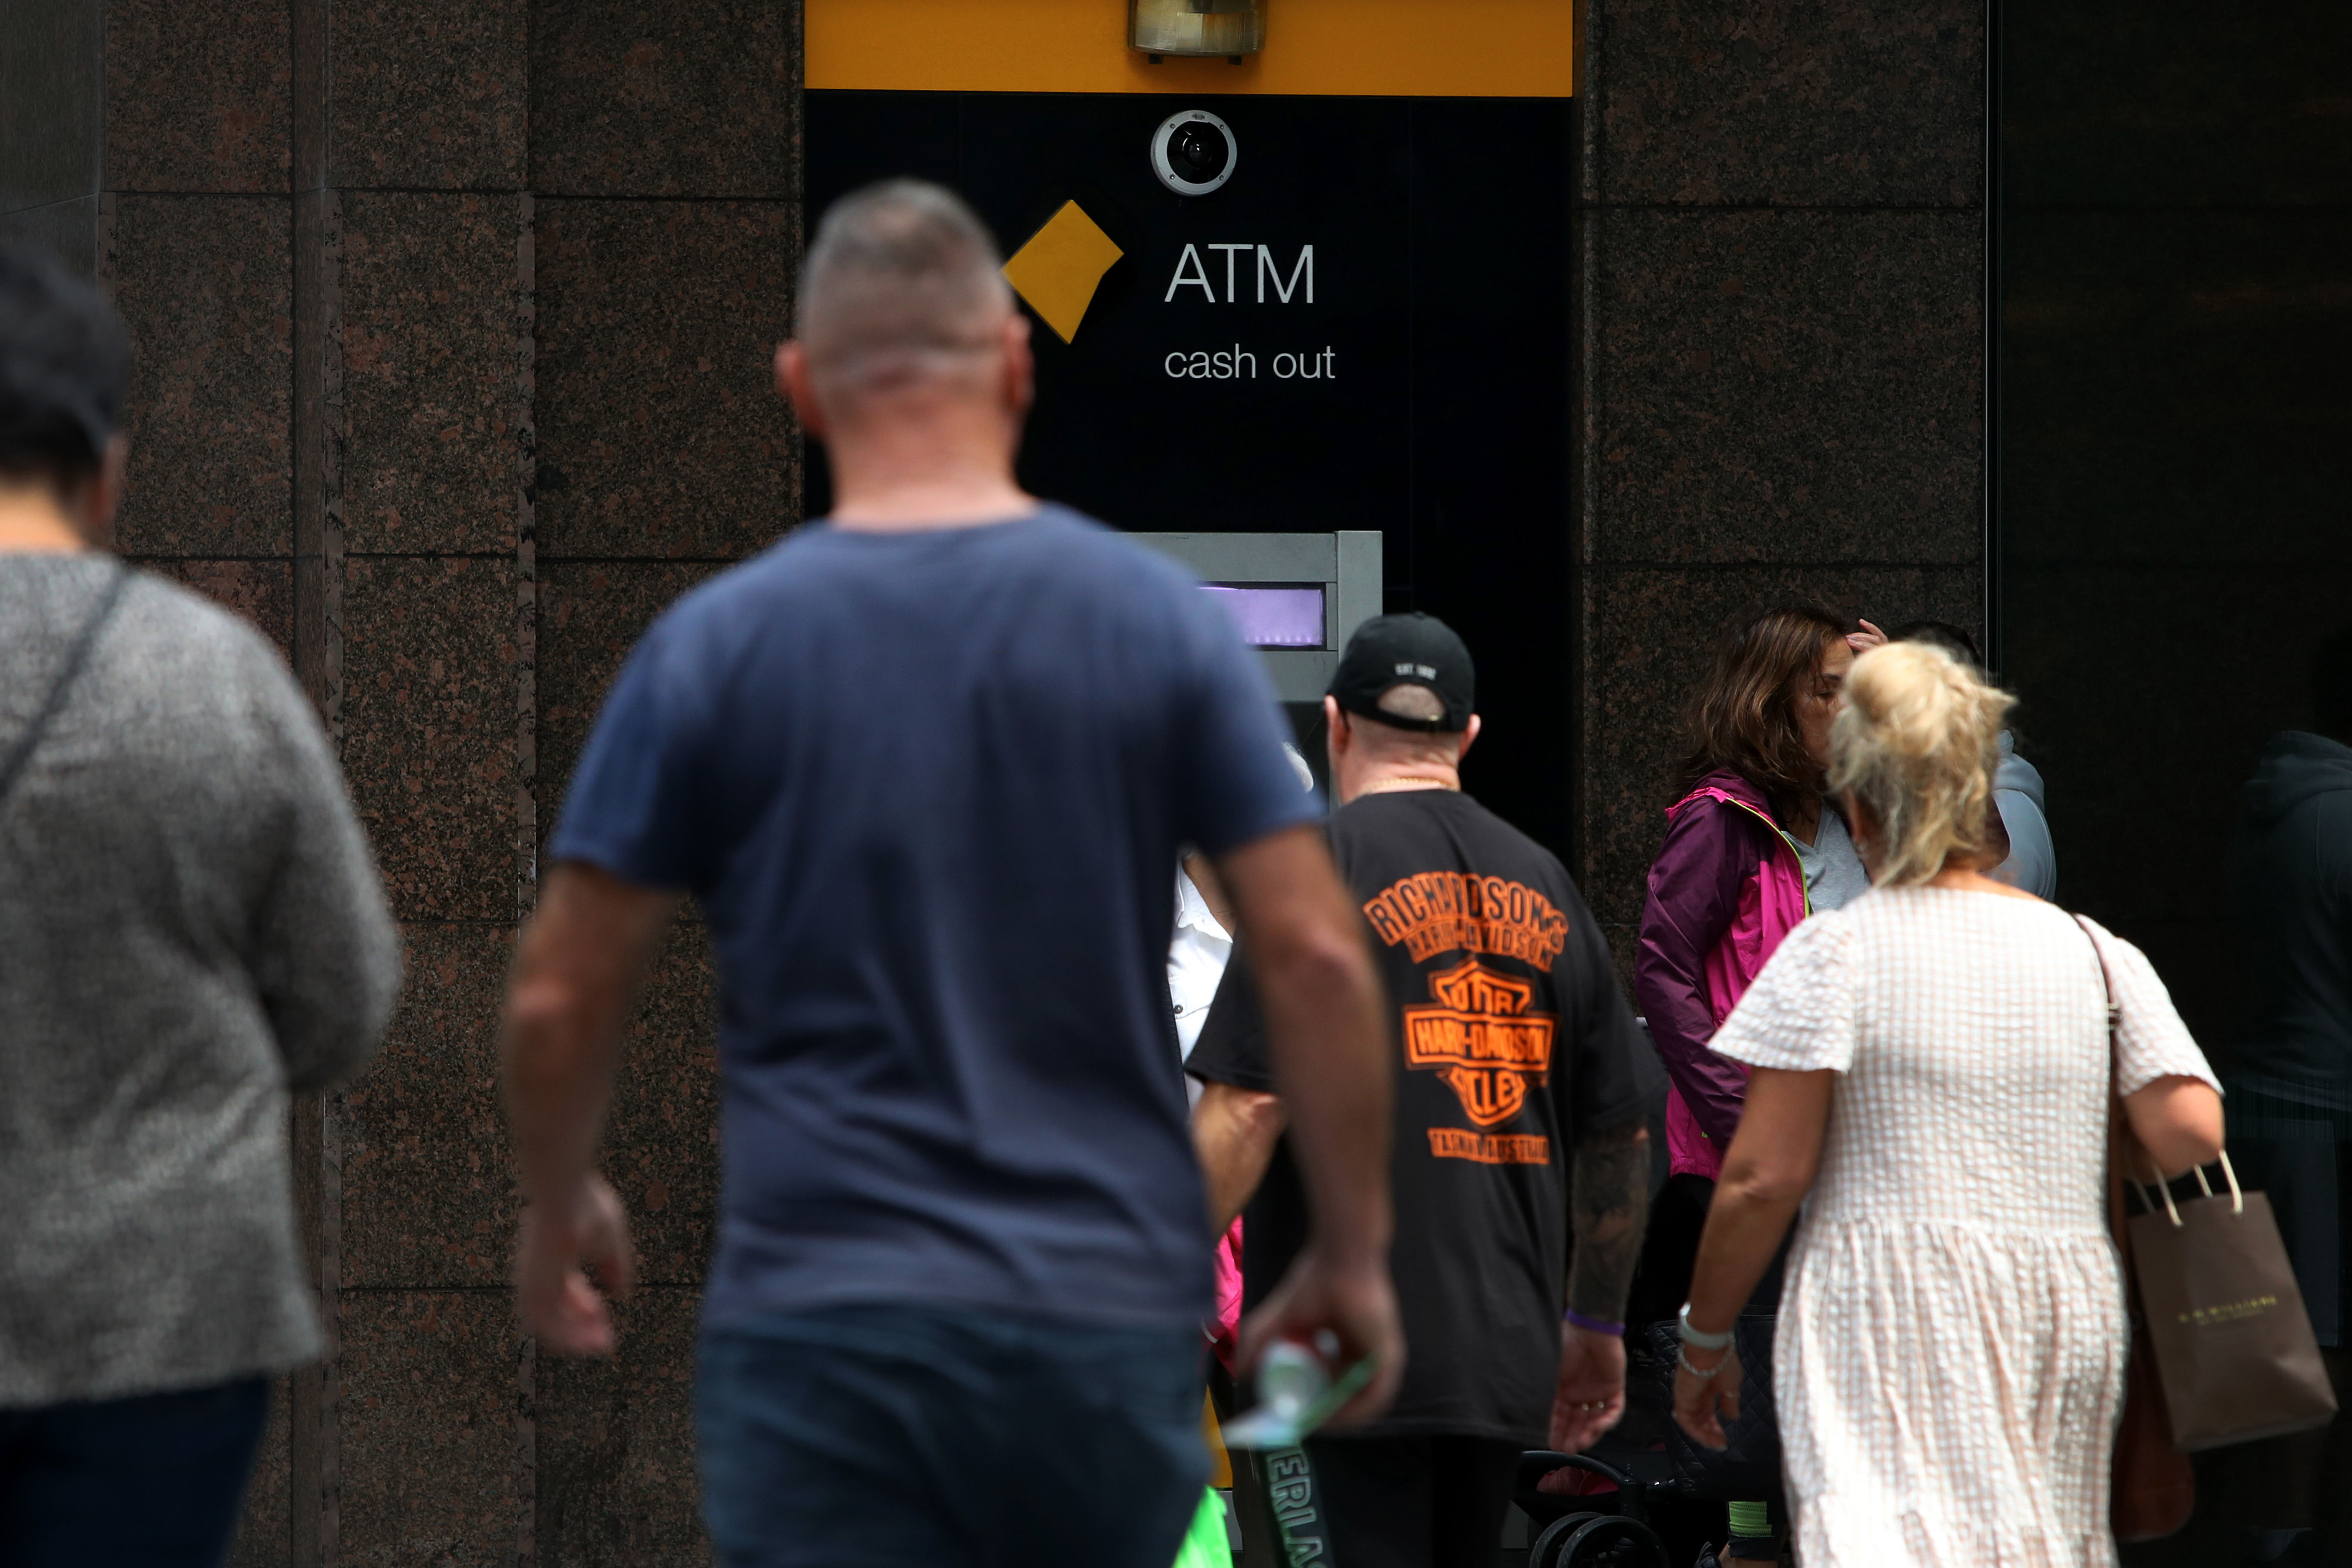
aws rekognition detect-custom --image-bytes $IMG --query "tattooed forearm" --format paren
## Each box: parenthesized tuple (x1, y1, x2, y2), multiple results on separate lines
(1566, 1118, 1651, 1324)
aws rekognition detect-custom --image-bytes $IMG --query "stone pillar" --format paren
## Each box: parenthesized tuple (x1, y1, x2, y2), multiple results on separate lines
(308, 4, 803, 1561)
(525, 3, 801, 1559)
(1573, 0, 1988, 965)
(294, 0, 537, 1555)
(5, 1, 801, 1563)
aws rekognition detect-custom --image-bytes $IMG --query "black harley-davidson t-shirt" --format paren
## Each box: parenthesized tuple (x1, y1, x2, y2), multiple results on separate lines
(1188, 788, 1657, 1442)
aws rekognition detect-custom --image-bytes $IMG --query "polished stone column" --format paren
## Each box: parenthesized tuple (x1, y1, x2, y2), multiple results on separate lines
(525, 4, 801, 1562)
(4, 2, 800, 1563)
(1572, 0, 1989, 971)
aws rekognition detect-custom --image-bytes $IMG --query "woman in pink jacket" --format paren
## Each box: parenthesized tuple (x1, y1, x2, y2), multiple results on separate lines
(1632, 603, 1878, 1568)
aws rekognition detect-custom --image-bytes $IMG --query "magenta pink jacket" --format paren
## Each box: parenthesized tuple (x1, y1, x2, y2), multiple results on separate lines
(1633, 771, 1811, 1181)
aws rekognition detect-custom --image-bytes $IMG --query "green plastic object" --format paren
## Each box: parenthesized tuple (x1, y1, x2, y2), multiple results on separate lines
(1172, 1488, 1232, 1568)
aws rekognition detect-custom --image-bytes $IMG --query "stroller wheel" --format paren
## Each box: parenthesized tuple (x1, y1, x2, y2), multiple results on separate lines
(1559, 1515, 1669, 1568)
(1529, 1513, 1597, 1568)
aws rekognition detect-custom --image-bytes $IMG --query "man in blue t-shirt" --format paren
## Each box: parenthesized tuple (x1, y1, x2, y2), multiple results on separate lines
(499, 180, 1404, 1568)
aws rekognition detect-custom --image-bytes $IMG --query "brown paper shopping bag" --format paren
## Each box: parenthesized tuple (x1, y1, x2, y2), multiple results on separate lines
(2125, 1156, 2338, 1451)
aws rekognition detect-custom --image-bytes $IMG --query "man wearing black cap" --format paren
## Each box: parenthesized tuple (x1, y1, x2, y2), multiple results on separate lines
(1191, 612, 1660, 1568)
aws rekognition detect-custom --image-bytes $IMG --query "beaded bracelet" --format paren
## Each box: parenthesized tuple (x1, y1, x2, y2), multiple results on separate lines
(1676, 1344, 1729, 1380)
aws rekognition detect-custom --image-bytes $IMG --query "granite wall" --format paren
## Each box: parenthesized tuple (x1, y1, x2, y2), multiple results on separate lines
(1571, 0, 1988, 969)
(1, 2, 800, 1563)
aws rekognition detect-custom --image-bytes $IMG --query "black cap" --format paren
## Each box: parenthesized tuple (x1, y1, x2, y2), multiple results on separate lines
(1328, 612, 1475, 733)
(0, 243, 129, 475)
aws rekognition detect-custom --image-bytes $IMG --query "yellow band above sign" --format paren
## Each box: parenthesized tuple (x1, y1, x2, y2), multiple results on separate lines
(807, 0, 1574, 99)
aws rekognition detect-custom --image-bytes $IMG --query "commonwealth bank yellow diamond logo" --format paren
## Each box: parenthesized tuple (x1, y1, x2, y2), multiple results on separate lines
(1001, 201, 1124, 345)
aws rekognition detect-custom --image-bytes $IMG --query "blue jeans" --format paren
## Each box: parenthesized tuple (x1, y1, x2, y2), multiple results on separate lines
(0, 1376, 268, 1568)
(698, 1304, 1207, 1568)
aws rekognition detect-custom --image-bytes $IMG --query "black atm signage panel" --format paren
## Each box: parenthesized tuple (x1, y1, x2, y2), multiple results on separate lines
(805, 93, 1562, 540)
(1008, 96, 1406, 533)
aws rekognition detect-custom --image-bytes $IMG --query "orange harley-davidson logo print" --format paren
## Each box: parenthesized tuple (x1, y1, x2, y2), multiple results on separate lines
(1362, 873, 1569, 967)
(1402, 958, 1557, 1132)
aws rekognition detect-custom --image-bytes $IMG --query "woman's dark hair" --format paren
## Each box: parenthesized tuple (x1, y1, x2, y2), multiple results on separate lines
(0, 243, 130, 488)
(1675, 602, 1853, 822)
(1888, 619, 1982, 671)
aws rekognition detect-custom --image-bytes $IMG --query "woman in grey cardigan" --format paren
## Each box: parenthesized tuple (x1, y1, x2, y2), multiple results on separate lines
(0, 247, 401, 1563)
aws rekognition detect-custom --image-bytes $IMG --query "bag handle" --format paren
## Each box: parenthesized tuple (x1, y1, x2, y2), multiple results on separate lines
(2077, 914, 2240, 1228)
(0, 561, 132, 812)
(2140, 1149, 2243, 1222)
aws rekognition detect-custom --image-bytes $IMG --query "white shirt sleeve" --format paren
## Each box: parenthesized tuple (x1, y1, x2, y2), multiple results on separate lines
(2079, 916, 2220, 1096)
(1709, 912, 1859, 1075)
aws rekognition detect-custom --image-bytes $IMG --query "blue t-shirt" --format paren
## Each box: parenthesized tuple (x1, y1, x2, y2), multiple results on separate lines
(550, 507, 1319, 1329)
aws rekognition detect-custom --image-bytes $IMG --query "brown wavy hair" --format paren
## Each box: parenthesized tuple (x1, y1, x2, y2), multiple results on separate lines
(1674, 603, 1853, 824)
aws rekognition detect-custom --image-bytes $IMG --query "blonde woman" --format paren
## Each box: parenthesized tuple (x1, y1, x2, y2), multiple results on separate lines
(1669, 641, 2225, 1565)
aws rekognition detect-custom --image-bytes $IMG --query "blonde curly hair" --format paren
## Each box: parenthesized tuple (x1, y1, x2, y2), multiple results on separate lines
(1828, 640, 2016, 888)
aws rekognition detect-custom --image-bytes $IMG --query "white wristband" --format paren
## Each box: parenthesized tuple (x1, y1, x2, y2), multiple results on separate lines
(1678, 1302, 1733, 1351)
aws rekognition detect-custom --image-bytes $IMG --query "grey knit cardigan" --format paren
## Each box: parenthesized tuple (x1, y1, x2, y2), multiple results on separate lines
(0, 557, 400, 1408)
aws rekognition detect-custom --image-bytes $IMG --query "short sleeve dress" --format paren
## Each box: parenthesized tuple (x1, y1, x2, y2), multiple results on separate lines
(1710, 887, 2219, 1567)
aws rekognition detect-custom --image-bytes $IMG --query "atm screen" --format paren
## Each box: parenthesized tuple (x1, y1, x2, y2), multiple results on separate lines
(1199, 585, 1325, 649)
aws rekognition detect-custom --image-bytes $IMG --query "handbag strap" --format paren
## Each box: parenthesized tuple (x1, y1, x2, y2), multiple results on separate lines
(2078, 914, 2239, 1229)
(0, 560, 133, 812)
(2077, 914, 2141, 1250)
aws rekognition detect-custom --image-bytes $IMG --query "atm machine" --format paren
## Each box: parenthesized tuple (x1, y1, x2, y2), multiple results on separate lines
(1134, 530, 1381, 802)
(806, 3, 1577, 856)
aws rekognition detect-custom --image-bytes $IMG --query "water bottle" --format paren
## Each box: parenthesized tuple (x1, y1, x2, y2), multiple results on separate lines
(1252, 1336, 1333, 1426)
(1221, 1330, 1348, 1449)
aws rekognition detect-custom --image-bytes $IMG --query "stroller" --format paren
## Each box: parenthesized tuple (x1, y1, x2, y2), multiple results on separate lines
(1513, 1323, 1781, 1568)
(1510, 1448, 1676, 1568)
(1509, 1311, 1700, 1568)
(1513, 1056, 1783, 1568)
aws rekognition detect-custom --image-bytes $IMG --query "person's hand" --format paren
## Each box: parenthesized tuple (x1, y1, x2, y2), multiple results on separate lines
(1847, 619, 1888, 656)
(1672, 1341, 1744, 1451)
(1236, 1244, 1405, 1426)
(515, 1173, 635, 1357)
(1547, 1324, 1628, 1453)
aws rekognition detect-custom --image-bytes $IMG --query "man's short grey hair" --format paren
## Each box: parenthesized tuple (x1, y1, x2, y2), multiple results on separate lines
(1375, 684, 1447, 724)
(1350, 685, 1463, 764)
(797, 180, 1014, 404)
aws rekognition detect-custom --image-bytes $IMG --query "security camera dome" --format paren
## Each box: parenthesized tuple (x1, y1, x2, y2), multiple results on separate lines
(1151, 111, 1237, 196)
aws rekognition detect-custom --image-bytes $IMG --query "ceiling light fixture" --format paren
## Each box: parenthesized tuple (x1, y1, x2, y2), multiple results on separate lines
(1131, 0, 1266, 62)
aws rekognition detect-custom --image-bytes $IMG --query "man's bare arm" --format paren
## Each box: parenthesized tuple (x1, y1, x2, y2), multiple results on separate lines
(1193, 1080, 1287, 1233)
(1566, 1118, 1651, 1325)
(501, 862, 680, 1355)
(1213, 823, 1403, 1420)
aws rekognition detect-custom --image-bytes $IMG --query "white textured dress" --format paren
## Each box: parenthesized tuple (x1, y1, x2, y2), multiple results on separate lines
(1709, 888, 2219, 1568)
